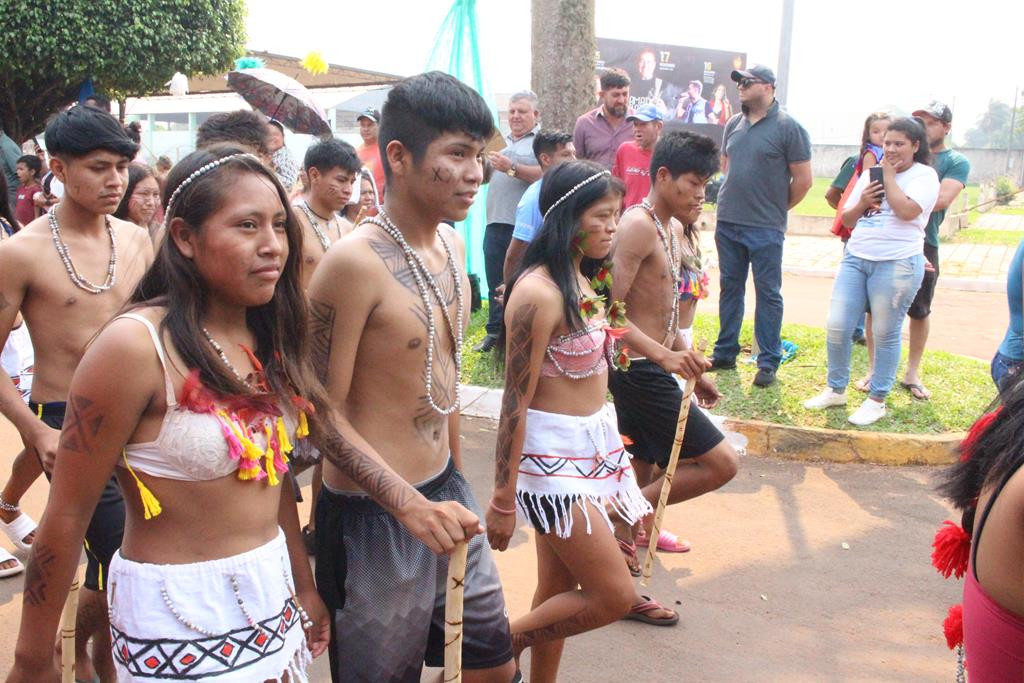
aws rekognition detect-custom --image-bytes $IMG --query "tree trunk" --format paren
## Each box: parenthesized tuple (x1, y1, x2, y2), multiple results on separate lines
(531, 0, 596, 134)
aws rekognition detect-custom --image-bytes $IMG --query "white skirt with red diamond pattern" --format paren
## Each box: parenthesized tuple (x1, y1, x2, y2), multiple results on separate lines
(107, 528, 310, 682)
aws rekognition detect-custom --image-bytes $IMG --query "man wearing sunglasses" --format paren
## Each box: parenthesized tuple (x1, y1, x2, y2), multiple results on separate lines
(709, 65, 812, 388)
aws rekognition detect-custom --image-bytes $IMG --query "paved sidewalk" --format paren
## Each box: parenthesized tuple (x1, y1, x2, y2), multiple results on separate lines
(696, 231, 1014, 292)
(974, 212, 1024, 231)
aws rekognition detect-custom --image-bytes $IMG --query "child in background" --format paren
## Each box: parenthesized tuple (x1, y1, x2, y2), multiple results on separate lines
(13, 155, 41, 227)
(831, 112, 891, 239)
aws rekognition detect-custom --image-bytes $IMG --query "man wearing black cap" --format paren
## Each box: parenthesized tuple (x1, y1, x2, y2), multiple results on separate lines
(356, 107, 386, 198)
(899, 101, 969, 400)
(709, 64, 812, 388)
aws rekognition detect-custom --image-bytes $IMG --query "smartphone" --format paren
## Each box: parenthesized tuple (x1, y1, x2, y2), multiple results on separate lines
(868, 166, 884, 202)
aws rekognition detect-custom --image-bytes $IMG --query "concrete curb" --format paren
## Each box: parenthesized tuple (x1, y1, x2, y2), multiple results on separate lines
(460, 384, 964, 466)
(723, 417, 963, 466)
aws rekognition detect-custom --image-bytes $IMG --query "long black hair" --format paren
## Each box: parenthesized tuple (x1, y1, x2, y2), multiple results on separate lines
(500, 160, 614, 347)
(126, 144, 320, 407)
(113, 163, 155, 222)
(938, 377, 1024, 521)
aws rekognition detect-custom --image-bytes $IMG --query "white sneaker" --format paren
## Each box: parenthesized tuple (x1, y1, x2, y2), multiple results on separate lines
(848, 398, 886, 426)
(803, 389, 848, 410)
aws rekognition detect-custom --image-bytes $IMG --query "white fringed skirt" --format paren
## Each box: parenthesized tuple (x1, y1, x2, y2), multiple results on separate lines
(516, 404, 652, 538)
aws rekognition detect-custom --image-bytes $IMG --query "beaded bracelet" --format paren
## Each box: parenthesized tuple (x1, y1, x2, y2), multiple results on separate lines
(489, 500, 517, 516)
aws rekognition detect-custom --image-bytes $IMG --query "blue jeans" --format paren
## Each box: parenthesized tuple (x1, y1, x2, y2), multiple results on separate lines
(826, 252, 925, 400)
(482, 223, 514, 335)
(991, 350, 1023, 392)
(713, 221, 785, 369)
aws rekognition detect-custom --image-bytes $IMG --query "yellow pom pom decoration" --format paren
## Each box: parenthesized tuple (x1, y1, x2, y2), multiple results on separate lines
(301, 51, 329, 76)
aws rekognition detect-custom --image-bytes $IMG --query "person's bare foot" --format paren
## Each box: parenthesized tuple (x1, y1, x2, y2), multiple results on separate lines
(0, 506, 35, 545)
(853, 375, 872, 393)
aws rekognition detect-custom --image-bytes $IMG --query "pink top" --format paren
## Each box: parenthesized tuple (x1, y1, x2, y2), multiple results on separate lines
(963, 463, 1024, 681)
(540, 325, 608, 379)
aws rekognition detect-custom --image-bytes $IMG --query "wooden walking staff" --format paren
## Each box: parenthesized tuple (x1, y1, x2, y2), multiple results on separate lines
(641, 376, 697, 587)
(59, 569, 81, 683)
(444, 540, 469, 682)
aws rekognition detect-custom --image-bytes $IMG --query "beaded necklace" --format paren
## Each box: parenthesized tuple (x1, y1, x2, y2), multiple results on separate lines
(201, 327, 251, 387)
(296, 200, 334, 252)
(635, 199, 681, 341)
(49, 207, 117, 294)
(363, 209, 463, 416)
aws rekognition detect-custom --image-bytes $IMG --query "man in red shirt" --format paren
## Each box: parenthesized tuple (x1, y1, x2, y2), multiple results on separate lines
(612, 103, 664, 208)
(356, 107, 385, 199)
(14, 155, 42, 227)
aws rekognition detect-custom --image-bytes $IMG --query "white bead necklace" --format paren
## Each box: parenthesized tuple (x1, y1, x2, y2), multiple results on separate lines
(364, 209, 463, 416)
(49, 207, 117, 294)
(201, 327, 251, 387)
(296, 200, 334, 252)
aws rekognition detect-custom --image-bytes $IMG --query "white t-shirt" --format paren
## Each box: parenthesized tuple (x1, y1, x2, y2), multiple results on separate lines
(845, 162, 939, 261)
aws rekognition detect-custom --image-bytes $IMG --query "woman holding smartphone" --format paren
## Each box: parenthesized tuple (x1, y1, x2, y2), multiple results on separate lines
(803, 118, 939, 426)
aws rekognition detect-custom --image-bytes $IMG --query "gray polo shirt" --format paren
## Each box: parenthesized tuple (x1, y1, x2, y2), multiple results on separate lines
(486, 125, 539, 226)
(717, 101, 811, 230)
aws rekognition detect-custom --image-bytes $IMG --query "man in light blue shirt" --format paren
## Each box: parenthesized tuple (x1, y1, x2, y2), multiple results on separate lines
(502, 129, 577, 284)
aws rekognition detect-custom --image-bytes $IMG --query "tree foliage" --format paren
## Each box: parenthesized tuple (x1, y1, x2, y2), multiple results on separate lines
(964, 99, 1024, 149)
(0, 1, 246, 143)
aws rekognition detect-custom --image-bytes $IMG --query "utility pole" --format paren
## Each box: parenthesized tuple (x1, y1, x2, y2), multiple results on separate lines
(1007, 86, 1019, 174)
(776, 0, 795, 105)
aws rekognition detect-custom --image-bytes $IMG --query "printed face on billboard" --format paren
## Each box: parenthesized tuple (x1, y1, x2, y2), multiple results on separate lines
(596, 38, 747, 133)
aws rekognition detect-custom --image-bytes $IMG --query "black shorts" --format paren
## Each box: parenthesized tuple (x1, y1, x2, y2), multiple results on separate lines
(31, 400, 125, 591)
(315, 458, 514, 681)
(608, 360, 725, 468)
(908, 242, 939, 320)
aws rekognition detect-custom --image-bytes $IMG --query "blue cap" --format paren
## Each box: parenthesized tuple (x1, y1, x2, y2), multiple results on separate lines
(626, 103, 664, 123)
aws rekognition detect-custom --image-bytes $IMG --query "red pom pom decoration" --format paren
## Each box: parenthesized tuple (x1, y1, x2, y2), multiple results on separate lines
(931, 520, 971, 579)
(943, 603, 964, 650)
(960, 406, 1002, 462)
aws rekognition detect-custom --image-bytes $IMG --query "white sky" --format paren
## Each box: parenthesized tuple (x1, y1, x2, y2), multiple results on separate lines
(245, 0, 1024, 146)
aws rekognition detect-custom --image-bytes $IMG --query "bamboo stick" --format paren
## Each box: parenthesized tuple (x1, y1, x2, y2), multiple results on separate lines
(444, 541, 469, 683)
(59, 570, 80, 683)
(641, 377, 697, 586)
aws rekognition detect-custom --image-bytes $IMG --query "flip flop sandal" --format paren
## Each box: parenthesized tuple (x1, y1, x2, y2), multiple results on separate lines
(617, 537, 641, 577)
(636, 529, 692, 553)
(622, 596, 679, 626)
(901, 382, 931, 401)
(853, 376, 872, 393)
(0, 547, 24, 578)
(1, 511, 36, 552)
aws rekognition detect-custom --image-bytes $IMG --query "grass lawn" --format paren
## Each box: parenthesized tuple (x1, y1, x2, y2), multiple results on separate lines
(790, 177, 838, 217)
(949, 228, 1024, 246)
(462, 304, 995, 435)
(992, 206, 1024, 216)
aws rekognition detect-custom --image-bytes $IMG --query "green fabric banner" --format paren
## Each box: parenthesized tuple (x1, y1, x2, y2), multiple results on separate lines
(426, 0, 497, 284)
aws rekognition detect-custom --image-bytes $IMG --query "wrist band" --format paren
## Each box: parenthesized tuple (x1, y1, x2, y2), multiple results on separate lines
(489, 500, 517, 516)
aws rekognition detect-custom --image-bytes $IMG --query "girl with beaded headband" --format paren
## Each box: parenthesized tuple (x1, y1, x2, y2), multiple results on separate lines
(8, 143, 456, 681)
(488, 160, 679, 678)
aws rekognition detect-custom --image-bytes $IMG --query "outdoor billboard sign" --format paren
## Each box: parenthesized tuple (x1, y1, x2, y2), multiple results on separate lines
(596, 37, 747, 135)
